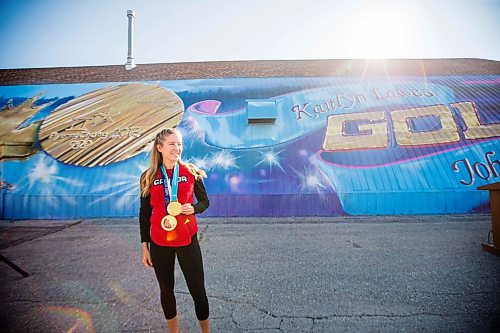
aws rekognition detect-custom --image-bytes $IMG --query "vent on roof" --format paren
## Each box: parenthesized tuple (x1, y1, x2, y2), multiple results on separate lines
(125, 10, 136, 70)
(247, 100, 277, 124)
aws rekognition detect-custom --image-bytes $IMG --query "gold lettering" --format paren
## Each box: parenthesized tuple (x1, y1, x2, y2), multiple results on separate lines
(391, 105, 459, 146)
(450, 101, 500, 140)
(323, 112, 388, 151)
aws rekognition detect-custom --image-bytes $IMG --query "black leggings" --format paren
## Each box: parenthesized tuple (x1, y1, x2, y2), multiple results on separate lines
(150, 234, 209, 321)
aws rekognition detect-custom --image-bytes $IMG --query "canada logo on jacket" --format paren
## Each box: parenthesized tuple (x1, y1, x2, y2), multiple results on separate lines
(153, 175, 188, 186)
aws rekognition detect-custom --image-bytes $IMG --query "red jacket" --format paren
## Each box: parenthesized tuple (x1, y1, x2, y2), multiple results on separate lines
(149, 164, 199, 247)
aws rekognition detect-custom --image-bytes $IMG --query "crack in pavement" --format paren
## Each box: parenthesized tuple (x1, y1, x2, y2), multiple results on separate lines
(198, 224, 209, 242)
(188, 291, 320, 331)
(176, 291, 494, 331)
(205, 293, 329, 320)
(230, 311, 286, 333)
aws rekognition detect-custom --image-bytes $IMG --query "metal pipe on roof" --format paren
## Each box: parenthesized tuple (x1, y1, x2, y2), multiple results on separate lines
(125, 10, 136, 70)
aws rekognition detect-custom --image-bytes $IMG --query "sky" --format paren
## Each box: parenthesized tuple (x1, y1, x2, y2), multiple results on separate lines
(0, 0, 498, 69)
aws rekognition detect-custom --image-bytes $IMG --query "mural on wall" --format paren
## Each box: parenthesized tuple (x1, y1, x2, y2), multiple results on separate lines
(38, 83, 184, 166)
(0, 75, 499, 218)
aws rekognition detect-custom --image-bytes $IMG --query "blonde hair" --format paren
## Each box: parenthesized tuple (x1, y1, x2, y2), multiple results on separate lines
(140, 128, 207, 197)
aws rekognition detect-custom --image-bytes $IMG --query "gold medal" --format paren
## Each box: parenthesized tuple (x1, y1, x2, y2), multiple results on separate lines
(167, 201, 182, 216)
(161, 215, 177, 231)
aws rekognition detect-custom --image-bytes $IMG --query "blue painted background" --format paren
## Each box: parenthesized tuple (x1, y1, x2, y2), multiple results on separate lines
(0, 75, 498, 218)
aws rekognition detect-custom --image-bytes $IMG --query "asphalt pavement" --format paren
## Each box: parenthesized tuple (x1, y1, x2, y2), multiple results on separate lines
(0, 215, 499, 333)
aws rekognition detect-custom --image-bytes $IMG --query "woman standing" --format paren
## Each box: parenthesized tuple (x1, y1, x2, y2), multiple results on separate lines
(139, 128, 210, 333)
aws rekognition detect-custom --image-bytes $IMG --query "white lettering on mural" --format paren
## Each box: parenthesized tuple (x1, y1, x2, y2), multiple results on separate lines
(291, 93, 368, 120)
(373, 87, 434, 100)
(452, 151, 500, 186)
(291, 87, 435, 121)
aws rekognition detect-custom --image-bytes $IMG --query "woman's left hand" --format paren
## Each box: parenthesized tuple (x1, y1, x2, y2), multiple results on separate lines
(181, 203, 195, 215)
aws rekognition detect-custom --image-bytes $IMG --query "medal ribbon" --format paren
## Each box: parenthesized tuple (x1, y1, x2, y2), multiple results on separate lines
(161, 162, 179, 213)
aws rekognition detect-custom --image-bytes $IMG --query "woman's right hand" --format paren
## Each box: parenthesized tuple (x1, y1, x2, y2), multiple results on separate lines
(141, 244, 153, 268)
